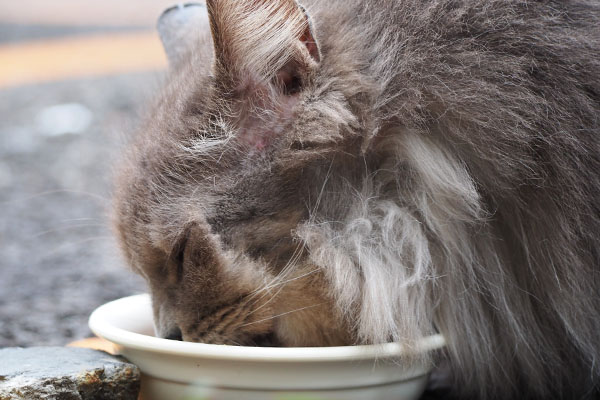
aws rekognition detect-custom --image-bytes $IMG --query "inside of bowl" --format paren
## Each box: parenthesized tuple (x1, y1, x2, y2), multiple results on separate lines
(103, 293, 156, 337)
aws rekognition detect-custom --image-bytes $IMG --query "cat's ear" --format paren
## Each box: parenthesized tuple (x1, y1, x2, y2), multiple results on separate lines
(157, 3, 210, 67)
(206, 0, 320, 92)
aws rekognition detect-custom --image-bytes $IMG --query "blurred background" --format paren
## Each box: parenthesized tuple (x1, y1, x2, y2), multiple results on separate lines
(0, 0, 177, 347)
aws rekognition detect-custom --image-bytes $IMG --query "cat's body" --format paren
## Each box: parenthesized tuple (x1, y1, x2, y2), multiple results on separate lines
(113, 0, 600, 398)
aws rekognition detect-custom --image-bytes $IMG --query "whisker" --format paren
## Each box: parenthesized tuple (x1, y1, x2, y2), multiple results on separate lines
(59, 217, 104, 223)
(0, 189, 110, 206)
(249, 265, 320, 309)
(244, 267, 321, 318)
(307, 158, 334, 224)
(245, 260, 303, 309)
(264, 267, 320, 292)
(256, 247, 304, 293)
(29, 224, 109, 239)
(246, 266, 310, 316)
(244, 242, 305, 302)
(240, 302, 327, 328)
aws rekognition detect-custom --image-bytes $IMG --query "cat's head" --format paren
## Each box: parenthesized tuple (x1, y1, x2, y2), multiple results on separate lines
(112, 0, 366, 346)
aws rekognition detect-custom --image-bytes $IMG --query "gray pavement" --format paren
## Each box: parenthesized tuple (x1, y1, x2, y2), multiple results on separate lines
(0, 73, 161, 347)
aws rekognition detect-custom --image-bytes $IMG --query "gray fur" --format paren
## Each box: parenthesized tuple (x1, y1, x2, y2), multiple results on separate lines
(113, 1, 600, 398)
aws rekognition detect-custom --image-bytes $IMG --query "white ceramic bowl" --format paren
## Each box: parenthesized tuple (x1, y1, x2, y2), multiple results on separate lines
(89, 294, 445, 400)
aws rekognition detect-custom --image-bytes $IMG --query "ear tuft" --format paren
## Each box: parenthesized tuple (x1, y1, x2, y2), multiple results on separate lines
(206, 0, 320, 83)
(297, 3, 321, 63)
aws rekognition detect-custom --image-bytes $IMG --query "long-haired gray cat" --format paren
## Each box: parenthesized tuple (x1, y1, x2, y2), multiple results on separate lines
(112, 0, 600, 398)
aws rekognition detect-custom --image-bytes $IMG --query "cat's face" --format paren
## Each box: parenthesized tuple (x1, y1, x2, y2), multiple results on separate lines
(130, 220, 351, 346)
(113, 0, 362, 346)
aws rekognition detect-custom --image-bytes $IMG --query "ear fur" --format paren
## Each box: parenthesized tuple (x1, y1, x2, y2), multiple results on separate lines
(157, 3, 210, 67)
(205, 0, 320, 88)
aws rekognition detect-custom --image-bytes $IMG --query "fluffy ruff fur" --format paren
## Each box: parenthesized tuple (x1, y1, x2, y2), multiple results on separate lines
(298, 2, 600, 398)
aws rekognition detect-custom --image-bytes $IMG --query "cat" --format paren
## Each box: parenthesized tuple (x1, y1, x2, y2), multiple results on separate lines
(112, 0, 600, 399)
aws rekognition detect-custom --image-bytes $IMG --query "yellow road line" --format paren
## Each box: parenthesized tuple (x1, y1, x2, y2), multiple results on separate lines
(0, 31, 168, 88)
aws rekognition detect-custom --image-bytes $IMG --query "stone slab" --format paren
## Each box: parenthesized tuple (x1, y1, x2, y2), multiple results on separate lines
(0, 347, 140, 400)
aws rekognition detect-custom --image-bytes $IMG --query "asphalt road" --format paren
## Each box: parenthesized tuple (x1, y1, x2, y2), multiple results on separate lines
(0, 72, 162, 347)
(0, 17, 166, 346)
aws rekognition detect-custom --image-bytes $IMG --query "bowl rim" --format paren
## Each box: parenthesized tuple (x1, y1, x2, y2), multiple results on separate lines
(89, 293, 446, 362)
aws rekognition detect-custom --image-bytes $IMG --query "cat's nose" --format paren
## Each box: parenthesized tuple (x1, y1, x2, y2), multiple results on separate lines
(163, 326, 183, 341)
